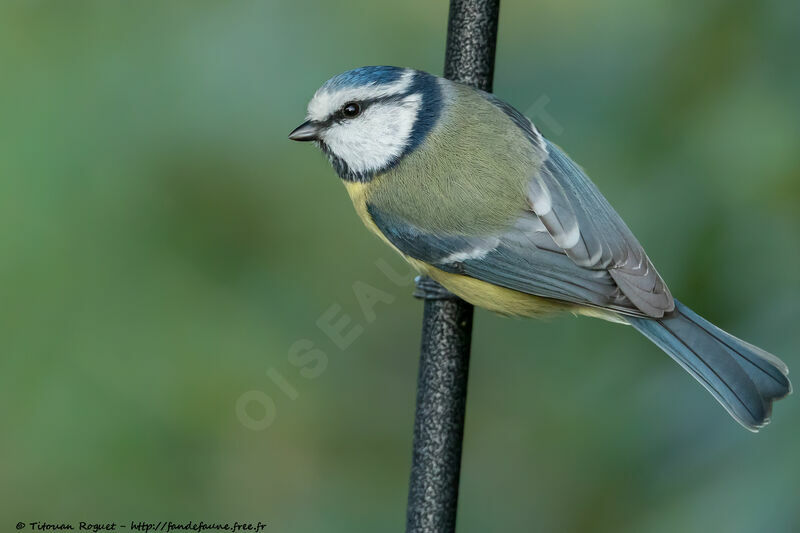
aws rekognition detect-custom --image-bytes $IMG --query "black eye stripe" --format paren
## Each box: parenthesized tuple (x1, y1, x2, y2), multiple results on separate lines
(325, 93, 415, 123)
(334, 100, 369, 121)
(309, 92, 420, 132)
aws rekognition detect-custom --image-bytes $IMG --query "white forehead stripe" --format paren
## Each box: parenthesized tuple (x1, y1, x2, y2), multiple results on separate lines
(307, 70, 415, 121)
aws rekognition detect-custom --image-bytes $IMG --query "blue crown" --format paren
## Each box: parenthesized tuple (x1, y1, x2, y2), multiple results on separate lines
(321, 66, 407, 90)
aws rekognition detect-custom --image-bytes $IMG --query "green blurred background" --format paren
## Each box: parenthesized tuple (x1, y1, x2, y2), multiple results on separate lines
(1, 0, 798, 531)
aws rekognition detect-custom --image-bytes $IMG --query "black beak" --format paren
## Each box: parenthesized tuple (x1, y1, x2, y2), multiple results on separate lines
(288, 120, 320, 142)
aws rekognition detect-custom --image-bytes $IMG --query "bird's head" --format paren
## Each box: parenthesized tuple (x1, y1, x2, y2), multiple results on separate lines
(289, 66, 442, 182)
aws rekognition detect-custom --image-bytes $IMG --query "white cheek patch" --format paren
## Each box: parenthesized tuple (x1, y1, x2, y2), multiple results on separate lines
(321, 94, 421, 175)
(307, 70, 414, 122)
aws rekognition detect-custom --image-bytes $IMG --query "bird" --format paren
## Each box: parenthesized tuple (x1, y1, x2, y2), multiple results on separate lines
(289, 65, 790, 431)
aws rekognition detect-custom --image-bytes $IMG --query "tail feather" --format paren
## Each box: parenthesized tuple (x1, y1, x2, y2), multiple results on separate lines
(627, 299, 791, 431)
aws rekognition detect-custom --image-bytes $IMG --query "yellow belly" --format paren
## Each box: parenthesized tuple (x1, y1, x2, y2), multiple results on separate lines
(407, 257, 568, 317)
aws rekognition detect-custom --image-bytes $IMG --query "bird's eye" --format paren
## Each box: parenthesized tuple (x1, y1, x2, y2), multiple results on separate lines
(342, 102, 361, 118)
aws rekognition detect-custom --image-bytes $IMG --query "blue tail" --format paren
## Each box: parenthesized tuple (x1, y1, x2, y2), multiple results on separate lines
(627, 299, 791, 431)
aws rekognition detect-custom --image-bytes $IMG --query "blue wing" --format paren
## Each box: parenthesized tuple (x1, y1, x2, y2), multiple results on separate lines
(368, 203, 644, 315)
(368, 136, 674, 318)
(531, 139, 674, 316)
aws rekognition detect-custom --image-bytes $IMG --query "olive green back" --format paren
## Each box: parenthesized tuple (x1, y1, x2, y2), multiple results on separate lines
(367, 81, 539, 235)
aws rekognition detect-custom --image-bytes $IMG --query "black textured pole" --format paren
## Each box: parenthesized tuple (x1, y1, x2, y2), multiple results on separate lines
(406, 1, 500, 532)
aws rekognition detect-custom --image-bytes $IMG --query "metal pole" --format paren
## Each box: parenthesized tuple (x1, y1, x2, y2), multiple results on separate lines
(406, 2, 500, 532)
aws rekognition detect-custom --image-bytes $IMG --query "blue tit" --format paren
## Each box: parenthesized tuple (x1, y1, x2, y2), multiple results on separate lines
(289, 66, 790, 431)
